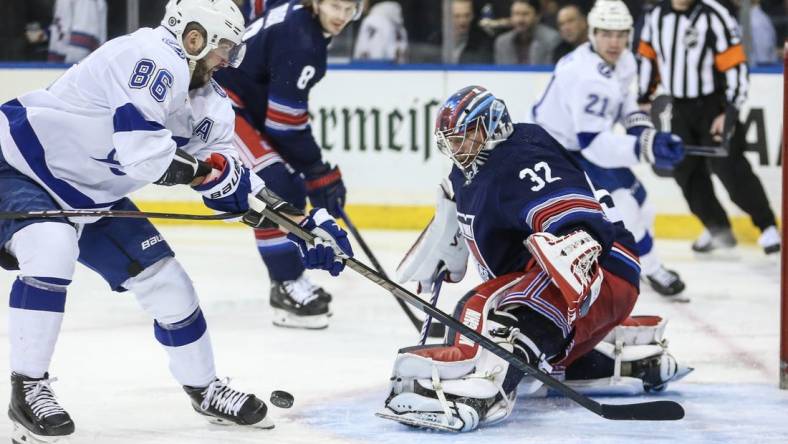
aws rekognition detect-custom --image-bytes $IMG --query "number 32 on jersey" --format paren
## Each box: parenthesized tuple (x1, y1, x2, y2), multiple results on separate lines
(519, 161, 561, 191)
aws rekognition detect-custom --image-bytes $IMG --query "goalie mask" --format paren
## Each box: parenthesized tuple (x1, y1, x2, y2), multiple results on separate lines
(435, 86, 513, 181)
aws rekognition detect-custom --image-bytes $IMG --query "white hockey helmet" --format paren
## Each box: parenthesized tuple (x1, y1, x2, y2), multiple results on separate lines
(162, 0, 247, 67)
(311, 0, 364, 21)
(587, 0, 633, 47)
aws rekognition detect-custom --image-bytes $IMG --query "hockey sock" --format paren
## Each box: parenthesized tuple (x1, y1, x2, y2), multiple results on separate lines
(9, 276, 69, 378)
(254, 227, 305, 282)
(154, 307, 216, 387)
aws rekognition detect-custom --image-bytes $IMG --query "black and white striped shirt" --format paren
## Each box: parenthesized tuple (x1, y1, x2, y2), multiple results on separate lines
(637, 0, 748, 108)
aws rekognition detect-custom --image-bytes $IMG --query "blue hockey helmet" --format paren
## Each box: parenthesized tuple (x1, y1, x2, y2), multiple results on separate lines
(435, 86, 513, 178)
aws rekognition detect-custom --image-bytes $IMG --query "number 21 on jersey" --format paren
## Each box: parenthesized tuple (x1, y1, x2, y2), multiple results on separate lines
(519, 161, 561, 191)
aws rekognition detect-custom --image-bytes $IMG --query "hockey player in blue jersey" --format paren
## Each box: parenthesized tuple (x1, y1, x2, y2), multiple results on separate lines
(377, 86, 690, 432)
(531, 0, 686, 297)
(213, 0, 362, 330)
(0, 0, 352, 441)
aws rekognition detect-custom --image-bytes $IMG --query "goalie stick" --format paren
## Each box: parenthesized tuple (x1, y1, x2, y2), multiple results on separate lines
(258, 203, 686, 421)
(337, 208, 446, 338)
(418, 263, 447, 345)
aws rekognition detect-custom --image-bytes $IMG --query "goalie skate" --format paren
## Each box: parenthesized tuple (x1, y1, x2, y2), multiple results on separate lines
(269, 276, 330, 329)
(8, 372, 74, 444)
(375, 392, 480, 433)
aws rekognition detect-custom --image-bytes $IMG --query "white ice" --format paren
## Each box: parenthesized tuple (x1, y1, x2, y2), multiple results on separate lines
(1, 226, 786, 443)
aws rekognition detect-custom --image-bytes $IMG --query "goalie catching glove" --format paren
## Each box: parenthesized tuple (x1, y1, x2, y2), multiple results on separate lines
(525, 230, 603, 322)
(396, 181, 468, 293)
(244, 189, 353, 276)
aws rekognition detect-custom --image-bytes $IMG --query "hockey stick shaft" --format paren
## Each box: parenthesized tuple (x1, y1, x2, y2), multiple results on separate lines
(262, 205, 684, 421)
(685, 145, 728, 157)
(418, 267, 446, 346)
(337, 208, 442, 336)
(0, 209, 244, 221)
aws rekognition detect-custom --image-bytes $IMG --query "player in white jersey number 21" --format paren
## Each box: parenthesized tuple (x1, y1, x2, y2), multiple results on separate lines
(531, 0, 687, 298)
(0, 1, 352, 442)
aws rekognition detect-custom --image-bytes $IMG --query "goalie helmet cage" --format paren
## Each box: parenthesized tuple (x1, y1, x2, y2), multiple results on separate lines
(782, 41, 788, 390)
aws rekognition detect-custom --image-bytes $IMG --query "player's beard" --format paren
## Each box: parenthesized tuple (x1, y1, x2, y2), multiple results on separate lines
(189, 58, 211, 90)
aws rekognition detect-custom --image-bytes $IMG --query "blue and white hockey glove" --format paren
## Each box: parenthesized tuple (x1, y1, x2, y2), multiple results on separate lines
(305, 162, 346, 218)
(287, 208, 354, 276)
(192, 153, 251, 213)
(636, 129, 685, 171)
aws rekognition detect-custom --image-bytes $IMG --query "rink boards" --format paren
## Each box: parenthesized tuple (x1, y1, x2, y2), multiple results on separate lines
(0, 64, 782, 240)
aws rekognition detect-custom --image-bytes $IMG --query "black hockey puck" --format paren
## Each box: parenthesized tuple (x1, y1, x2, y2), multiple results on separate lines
(270, 390, 294, 409)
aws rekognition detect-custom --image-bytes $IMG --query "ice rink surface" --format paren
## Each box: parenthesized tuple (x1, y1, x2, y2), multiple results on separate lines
(1, 225, 786, 443)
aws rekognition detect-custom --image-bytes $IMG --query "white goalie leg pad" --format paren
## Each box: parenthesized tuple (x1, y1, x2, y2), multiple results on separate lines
(380, 291, 551, 432)
(396, 180, 468, 293)
(565, 316, 693, 395)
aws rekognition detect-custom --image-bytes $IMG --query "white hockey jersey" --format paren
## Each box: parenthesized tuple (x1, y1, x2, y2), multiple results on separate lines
(352, 2, 408, 63)
(0, 27, 253, 215)
(48, 0, 108, 63)
(531, 42, 644, 169)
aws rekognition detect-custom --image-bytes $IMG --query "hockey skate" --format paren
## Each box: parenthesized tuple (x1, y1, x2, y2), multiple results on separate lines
(758, 226, 781, 255)
(644, 266, 686, 299)
(270, 276, 331, 329)
(8, 372, 74, 444)
(183, 377, 274, 429)
(691, 228, 737, 254)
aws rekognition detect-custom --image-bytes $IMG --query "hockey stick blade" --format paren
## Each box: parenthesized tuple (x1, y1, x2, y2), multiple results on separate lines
(685, 144, 728, 157)
(601, 400, 685, 421)
(261, 205, 685, 421)
(338, 208, 446, 338)
(0, 209, 244, 221)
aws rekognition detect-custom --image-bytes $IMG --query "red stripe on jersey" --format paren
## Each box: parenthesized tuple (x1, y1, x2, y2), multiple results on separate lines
(532, 199, 602, 232)
(254, 227, 286, 240)
(612, 242, 640, 263)
(69, 32, 99, 50)
(305, 168, 341, 191)
(225, 88, 246, 109)
(235, 115, 277, 159)
(266, 107, 308, 125)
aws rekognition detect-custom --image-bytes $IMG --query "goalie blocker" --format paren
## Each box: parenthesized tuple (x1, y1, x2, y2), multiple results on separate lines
(378, 255, 691, 432)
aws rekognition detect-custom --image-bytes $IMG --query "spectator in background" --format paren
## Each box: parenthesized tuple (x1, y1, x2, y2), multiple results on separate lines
(540, 0, 560, 28)
(451, 0, 494, 63)
(354, 1, 409, 62)
(0, 0, 53, 61)
(553, 4, 588, 62)
(494, 0, 560, 64)
(749, 0, 778, 64)
(476, 1, 515, 37)
(48, 0, 107, 63)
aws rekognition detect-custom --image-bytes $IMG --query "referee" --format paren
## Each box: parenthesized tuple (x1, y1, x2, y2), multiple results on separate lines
(636, 0, 780, 254)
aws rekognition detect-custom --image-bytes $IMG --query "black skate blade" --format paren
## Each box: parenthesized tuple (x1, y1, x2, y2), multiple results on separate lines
(600, 400, 685, 420)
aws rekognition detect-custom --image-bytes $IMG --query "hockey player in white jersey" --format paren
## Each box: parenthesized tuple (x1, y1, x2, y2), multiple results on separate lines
(48, 0, 108, 63)
(0, 0, 352, 441)
(531, 0, 686, 297)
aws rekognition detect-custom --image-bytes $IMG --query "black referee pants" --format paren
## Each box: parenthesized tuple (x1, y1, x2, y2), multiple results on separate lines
(670, 94, 775, 233)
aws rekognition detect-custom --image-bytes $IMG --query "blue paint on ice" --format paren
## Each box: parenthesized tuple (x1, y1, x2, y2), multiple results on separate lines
(290, 383, 788, 443)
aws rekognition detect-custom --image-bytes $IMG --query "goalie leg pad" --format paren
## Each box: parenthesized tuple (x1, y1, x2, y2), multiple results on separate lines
(380, 273, 557, 432)
(563, 316, 693, 394)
